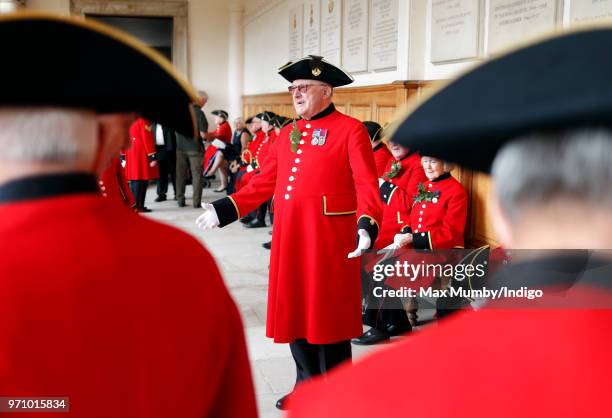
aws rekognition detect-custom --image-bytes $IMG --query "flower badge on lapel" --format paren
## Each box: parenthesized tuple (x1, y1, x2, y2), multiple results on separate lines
(413, 183, 440, 203)
(384, 161, 402, 179)
(289, 120, 302, 153)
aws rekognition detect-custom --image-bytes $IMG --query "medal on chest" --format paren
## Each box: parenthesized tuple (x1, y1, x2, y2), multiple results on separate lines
(311, 128, 328, 146)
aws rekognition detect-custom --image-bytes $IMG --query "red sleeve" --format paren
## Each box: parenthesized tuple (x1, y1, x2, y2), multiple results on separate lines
(221, 123, 232, 143)
(212, 139, 278, 226)
(141, 120, 157, 157)
(383, 163, 427, 215)
(114, 158, 135, 206)
(349, 123, 383, 239)
(206, 293, 258, 418)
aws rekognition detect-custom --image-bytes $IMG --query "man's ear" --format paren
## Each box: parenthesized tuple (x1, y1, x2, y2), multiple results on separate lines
(490, 188, 514, 248)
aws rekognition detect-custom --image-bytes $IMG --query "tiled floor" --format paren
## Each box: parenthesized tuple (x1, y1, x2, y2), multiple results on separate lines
(144, 184, 409, 418)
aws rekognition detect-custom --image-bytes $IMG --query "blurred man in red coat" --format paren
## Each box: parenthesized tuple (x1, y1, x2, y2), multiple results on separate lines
(0, 13, 256, 418)
(363, 121, 391, 176)
(196, 55, 383, 410)
(122, 117, 159, 212)
(286, 28, 612, 418)
(203, 109, 233, 192)
(352, 141, 427, 345)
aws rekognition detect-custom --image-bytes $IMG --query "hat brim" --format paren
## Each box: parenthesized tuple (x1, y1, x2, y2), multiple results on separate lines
(0, 12, 197, 137)
(278, 56, 353, 87)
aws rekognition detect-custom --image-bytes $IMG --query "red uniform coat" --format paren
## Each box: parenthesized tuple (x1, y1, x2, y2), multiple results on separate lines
(99, 156, 135, 207)
(203, 121, 233, 170)
(385, 172, 468, 249)
(0, 174, 256, 418)
(372, 142, 392, 177)
(236, 130, 268, 192)
(123, 118, 159, 180)
(213, 105, 383, 344)
(287, 285, 612, 418)
(238, 129, 277, 190)
(374, 153, 426, 248)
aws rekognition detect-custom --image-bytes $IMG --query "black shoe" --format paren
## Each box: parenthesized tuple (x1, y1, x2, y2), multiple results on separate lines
(276, 393, 291, 410)
(137, 207, 152, 213)
(351, 328, 390, 345)
(386, 324, 412, 337)
(214, 187, 227, 193)
(178, 200, 186, 207)
(239, 216, 253, 224)
(154, 195, 166, 202)
(262, 241, 271, 250)
(245, 219, 266, 228)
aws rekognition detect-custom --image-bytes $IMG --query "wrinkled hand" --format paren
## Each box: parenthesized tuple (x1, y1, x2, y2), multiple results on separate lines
(212, 138, 227, 149)
(347, 229, 371, 258)
(149, 161, 158, 168)
(195, 203, 220, 230)
(121, 160, 126, 168)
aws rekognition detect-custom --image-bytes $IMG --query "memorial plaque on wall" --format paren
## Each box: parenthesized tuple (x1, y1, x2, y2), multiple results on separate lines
(571, 0, 612, 23)
(342, 0, 369, 72)
(303, 0, 321, 55)
(369, 0, 398, 70)
(488, 0, 557, 54)
(321, 0, 342, 65)
(289, 5, 304, 61)
(431, 0, 481, 63)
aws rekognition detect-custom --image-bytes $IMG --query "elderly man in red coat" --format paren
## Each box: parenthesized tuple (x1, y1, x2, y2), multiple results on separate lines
(286, 27, 612, 418)
(0, 13, 256, 418)
(196, 55, 383, 410)
(122, 117, 159, 212)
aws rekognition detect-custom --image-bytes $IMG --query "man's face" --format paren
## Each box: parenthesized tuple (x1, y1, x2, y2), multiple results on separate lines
(290, 79, 331, 119)
(214, 115, 224, 125)
(421, 156, 445, 181)
(251, 119, 261, 132)
(261, 120, 272, 132)
(234, 118, 244, 130)
(196, 96, 207, 108)
(389, 142, 408, 160)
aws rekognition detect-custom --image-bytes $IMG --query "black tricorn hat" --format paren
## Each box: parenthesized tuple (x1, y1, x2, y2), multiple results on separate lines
(0, 12, 196, 137)
(363, 121, 384, 142)
(390, 26, 612, 173)
(278, 55, 353, 87)
(256, 111, 276, 123)
(272, 115, 291, 129)
(212, 109, 229, 120)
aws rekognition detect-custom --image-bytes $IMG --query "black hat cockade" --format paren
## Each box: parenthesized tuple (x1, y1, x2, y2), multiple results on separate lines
(363, 121, 384, 143)
(0, 11, 197, 137)
(390, 26, 612, 173)
(212, 110, 229, 120)
(278, 55, 354, 87)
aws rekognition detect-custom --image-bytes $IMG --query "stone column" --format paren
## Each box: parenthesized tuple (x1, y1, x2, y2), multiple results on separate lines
(227, 2, 244, 120)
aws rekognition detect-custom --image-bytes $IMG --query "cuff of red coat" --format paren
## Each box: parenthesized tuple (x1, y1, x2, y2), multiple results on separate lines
(147, 153, 158, 162)
(357, 215, 379, 248)
(412, 231, 432, 250)
(379, 181, 398, 205)
(211, 196, 241, 227)
(400, 226, 412, 234)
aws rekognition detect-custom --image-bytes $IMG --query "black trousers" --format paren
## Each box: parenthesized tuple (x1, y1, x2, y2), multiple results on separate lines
(289, 339, 351, 385)
(129, 180, 149, 209)
(156, 151, 176, 197)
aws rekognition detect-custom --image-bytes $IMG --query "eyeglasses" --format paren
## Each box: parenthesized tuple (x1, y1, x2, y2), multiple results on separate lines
(287, 83, 327, 94)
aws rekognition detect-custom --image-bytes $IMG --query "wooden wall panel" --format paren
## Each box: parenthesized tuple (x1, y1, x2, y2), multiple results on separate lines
(242, 81, 498, 248)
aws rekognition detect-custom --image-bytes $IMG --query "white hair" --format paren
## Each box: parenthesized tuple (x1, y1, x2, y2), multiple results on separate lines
(0, 107, 98, 163)
(492, 128, 612, 223)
